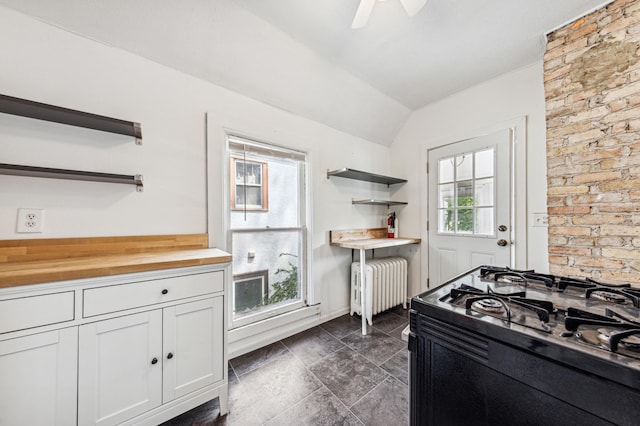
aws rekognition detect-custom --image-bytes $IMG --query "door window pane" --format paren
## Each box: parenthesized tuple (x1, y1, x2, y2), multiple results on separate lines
(474, 178, 494, 206)
(475, 208, 494, 235)
(436, 146, 496, 236)
(456, 153, 473, 181)
(475, 149, 494, 179)
(439, 157, 454, 183)
(457, 208, 473, 233)
(439, 208, 455, 233)
(456, 181, 473, 206)
(439, 183, 454, 208)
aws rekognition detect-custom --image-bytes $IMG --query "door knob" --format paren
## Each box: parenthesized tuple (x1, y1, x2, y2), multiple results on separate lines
(497, 239, 508, 247)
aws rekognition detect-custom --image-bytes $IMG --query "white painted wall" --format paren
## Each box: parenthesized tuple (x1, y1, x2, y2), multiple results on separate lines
(0, 6, 392, 323)
(391, 62, 550, 295)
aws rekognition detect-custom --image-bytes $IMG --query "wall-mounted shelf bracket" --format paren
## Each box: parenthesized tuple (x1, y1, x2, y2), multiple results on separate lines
(0, 94, 142, 144)
(0, 163, 143, 192)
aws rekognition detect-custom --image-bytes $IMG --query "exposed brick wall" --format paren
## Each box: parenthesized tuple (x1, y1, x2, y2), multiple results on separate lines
(544, 0, 640, 283)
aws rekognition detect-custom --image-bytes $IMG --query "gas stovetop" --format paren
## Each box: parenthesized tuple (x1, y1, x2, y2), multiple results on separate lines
(412, 266, 640, 371)
(409, 266, 640, 425)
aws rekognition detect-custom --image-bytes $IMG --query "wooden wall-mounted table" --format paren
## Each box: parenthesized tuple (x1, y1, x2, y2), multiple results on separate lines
(330, 228, 420, 335)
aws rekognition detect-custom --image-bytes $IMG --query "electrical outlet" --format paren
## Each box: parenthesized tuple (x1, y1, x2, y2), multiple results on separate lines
(16, 208, 44, 233)
(532, 213, 548, 227)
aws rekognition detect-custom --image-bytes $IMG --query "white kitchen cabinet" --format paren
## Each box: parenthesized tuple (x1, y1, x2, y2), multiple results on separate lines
(78, 297, 224, 426)
(78, 310, 163, 426)
(0, 262, 229, 426)
(163, 297, 224, 401)
(0, 327, 78, 426)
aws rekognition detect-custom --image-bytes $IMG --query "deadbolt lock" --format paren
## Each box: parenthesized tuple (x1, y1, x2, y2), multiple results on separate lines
(498, 225, 508, 232)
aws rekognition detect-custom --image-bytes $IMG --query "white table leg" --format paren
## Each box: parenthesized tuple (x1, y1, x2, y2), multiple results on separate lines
(359, 248, 367, 335)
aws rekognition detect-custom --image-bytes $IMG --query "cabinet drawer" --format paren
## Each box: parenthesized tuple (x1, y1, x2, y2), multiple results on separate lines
(0, 292, 75, 334)
(83, 271, 223, 317)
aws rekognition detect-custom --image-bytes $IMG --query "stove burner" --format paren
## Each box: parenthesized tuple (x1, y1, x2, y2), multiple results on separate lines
(585, 287, 640, 307)
(496, 274, 526, 284)
(598, 328, 640, 351)
(471, 298, 506, 314)
(565, 307, 640, 357)
(590, 290, 628, 304)
(479, 266, 556, 287)
(575, 329, 605, 347)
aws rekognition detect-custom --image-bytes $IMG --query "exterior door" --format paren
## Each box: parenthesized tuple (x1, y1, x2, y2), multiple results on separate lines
(428, 129, 513, 286)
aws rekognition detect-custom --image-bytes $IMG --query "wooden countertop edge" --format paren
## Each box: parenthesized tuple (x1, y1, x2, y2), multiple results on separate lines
(0, 248, 232, 288)
(330, 237, 421, 250)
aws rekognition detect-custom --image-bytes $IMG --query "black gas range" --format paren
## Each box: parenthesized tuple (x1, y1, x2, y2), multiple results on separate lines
(408, 266, 640, 426)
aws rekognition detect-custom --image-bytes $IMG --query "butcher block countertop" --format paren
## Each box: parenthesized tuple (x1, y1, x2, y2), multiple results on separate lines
(0, 234, 231, 288)
(330, 228, 421, 250)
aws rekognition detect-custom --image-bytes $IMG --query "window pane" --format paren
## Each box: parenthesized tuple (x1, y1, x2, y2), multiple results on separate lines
(474, 178, 494, 206)
(236, 186, 262, 207)
(456, 181, 473, 206)
(439, 183, 454, 208)
(439, 157, 454, 183)
(475, 148, 494, 179)
(475, 208, 494, 235)
(457, 208, 473, 233)
(231, 229, 302, 318)
(439, 209, 455, 233)
(235, 278, 266, 313)
(456, 153, 472, 181)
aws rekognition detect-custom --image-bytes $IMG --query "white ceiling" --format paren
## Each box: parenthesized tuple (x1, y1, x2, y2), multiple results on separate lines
(0, 0, 612, 145)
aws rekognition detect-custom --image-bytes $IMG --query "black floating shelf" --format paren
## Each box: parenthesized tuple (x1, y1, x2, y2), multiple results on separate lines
(0, 94, 142, 144)
(327, 168, 406, 186)
(0, 163, 143, 191)
(352, 199, 408, 206)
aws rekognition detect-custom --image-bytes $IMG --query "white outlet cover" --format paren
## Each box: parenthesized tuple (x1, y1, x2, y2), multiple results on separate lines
(16, 208, 44, 233)
(532, 213, 548, 227)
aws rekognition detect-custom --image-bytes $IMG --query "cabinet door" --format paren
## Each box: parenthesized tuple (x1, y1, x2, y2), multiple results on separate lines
(78, 311, 162, 426)
(163, 297, 224, 402)
(0, 328, 77, 426)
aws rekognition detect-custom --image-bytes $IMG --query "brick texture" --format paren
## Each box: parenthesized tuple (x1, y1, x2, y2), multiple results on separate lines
(545, 0, 640, 283)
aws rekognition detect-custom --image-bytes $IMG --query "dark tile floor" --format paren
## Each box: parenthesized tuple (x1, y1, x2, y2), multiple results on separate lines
(162, 308, 409, 426)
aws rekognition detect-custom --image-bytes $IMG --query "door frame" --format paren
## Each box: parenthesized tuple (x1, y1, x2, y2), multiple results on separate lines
(420, 116, 528, 291)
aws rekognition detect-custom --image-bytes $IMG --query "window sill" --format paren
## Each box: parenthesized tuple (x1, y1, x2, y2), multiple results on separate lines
(228, 305, 321, 358)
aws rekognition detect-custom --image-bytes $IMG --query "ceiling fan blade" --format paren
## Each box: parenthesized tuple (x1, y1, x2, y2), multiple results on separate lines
(352, 0, 376, 29)
(399, 0, 427, 17)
